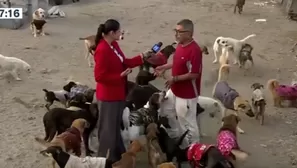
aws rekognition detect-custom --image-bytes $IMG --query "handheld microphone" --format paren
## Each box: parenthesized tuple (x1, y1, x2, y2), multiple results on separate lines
(151, 42, 163, 53)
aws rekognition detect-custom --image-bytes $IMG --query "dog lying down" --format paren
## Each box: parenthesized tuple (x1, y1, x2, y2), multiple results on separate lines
(40, 146, 113, 168)
(0, 54, 31, 81)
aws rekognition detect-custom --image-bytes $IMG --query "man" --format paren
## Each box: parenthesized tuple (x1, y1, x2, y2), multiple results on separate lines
(155, 19, 202, 146)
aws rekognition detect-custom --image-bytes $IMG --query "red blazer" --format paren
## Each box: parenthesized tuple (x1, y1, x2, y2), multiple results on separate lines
(94, 39, 143, 101)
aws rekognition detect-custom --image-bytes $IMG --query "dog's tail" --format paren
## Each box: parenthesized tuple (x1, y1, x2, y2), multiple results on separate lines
(175, 129, 190, 147)
(218, 64, 230, 82)
(35, 137, 51, 147)
(267, 79, 279, 93)
(240, 34, 256, 42)
(42, 89, 49, 93)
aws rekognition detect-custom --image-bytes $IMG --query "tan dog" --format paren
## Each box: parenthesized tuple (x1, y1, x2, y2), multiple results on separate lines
(212, 64, 254, 134)
(219, 46, 231, 66)
(217, 114, 249, 168)
(251, 83, 266, 125)
(146, 123, 167, 168)
(157, 162, 176, 168)
(112, 140, 142, 168)
(267, 79, 297, 107)
(35, 118, 89, 168)
(31, 8, 46, 37)
(79, 31, 125, 67)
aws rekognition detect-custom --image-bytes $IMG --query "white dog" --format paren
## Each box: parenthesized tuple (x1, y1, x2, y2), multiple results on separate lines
(31, 8, 46, 37)
(0, 54, 31, 81)
(213, 34, 256, 65)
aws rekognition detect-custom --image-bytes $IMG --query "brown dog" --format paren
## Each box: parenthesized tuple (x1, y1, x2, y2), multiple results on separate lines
(157, 162, 176, 168)
(146, 123, 167, 168)
(251, 83, 266, 125)
(267, 79, 297, 107)
(217, 114, 249, 168)
(234, 0, 245, 14)
(79, 32, 125, 67)
(213, 64, 254, 134)
(112, 140, 143, 168)
(36, 118, 89, 168)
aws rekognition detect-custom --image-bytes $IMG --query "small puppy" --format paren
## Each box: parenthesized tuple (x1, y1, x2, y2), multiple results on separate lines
(217, 114, 249, 167)
(251, 83, 266, 125)
(112, 140, 143, 168)
(213, 34, 256, 65)
(36, 118, 89, 168)
(40, 146, 113, 168)
(219, 46, 231, 66)
(213, 64, 254, 134)
(267, 79, 297, 107)
(42, 89, 69, 110)
(158, 162, 176, 168)
(238, 43, 254, 68)
(79, 32, 125, 67)
(146, 123, 167, 168)
(234, 0, 245, 14)
(31, 8, 46, 37)
(0, 54, 31, 81)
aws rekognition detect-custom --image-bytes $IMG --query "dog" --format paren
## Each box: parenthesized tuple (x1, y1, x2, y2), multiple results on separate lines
(36, 118, 89, 168)
(186, 143, 234, 168)
(79, 32, 125, 67)
(40, 146, 113, 168)
(146, 123, 167, 168)
(63, 81, 95, 103)
(41, 93, 97, 155)
(238, 43, 254, 68)
(0, 54, 31, 81)
(112, 140, 143, 168)
(31, 8, 46, 37)
(267, 79, 297, 107)
(234, 0, 245, 14)
(251, 83, 266, 125)
(212, 64, 254, 134)
(219, 46, 231, 66)
(122, 91, 168, 148)
(217, 114, 249, 167)
(213, 34, 256, 65)
(72, 0, 79, 3)
(42, 89, 69, 110)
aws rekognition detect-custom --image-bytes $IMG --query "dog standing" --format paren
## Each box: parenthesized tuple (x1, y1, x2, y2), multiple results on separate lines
(146, 123, 167, 168)
(251, 83, 266, 125)
(238, 43, 254, 68)
(0, 54, 31, 81)
(217, 114, 249, 167)
(234, 0, 245, 14)
(42, 89, 69, 110)
(267, 79, 297, 107)
(36, 118, 90, 168)
(79, 32, 125, 67)
(212, 64, 254, 134)
(31, 8, 46, 37)
(213, 34, 256, 65)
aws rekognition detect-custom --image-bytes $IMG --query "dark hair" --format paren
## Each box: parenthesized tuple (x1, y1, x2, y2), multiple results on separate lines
(177, 19, 194, 32)
(95, 19, 120, 47)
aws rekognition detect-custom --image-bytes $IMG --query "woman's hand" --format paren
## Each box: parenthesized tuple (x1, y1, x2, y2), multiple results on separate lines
(120, 68, 132, 77)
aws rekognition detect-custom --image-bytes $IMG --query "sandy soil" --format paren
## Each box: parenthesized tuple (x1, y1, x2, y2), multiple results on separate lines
(1, 0, 297, 167)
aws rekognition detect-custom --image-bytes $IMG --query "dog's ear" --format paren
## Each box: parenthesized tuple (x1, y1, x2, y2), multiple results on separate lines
(34, 10, 39, 17)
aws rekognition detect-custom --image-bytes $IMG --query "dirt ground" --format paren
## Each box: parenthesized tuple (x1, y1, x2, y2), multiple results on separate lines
(1, 0, 297, 167)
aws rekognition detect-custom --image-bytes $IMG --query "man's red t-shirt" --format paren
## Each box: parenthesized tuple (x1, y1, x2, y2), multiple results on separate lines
(171, 41, 202, 99)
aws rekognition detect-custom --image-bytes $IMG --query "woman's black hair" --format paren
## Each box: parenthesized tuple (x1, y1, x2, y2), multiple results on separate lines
(95, 19, 120, 47)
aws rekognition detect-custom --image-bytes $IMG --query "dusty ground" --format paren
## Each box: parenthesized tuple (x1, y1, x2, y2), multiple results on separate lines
(1, 0, 297, 167)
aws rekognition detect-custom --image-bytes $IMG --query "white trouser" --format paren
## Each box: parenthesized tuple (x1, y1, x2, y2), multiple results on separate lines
(160, 89, 199, 148)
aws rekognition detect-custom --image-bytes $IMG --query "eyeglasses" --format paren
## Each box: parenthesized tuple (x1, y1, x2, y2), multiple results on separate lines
(173, 29, 190, 34)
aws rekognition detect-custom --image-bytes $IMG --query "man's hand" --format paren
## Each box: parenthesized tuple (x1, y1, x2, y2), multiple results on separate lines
(154, 66, 165, 77)
(120, 68, 132, 77)
(165, 76, 177, 88)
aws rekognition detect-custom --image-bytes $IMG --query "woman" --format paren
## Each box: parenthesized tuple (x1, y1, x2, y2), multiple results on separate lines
(93, 19, 152, 162)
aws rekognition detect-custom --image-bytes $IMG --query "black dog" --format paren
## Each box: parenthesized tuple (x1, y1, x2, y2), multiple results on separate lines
(40, 146, 112, 168)
(234, 0, 245, 14)
(239, 43, 253, 68)
(42, 89, 69, 111)
(42, 93, 97, 155)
